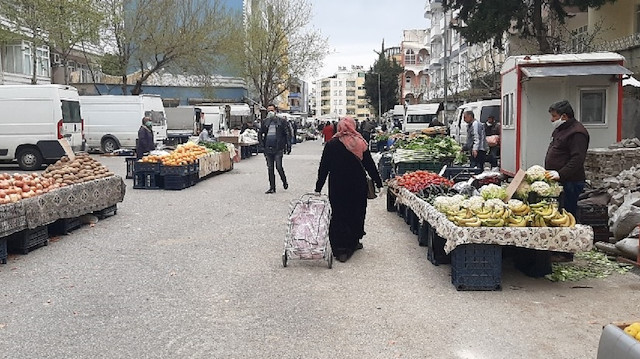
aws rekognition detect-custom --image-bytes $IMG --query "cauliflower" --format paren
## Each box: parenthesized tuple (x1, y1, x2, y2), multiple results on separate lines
(515, 181, 531, 199)
(530, 181, 551, 196)
(526, 165, 547, 182)
(467, 196, 485, 211)
(480, 184, 507, 200)
(484, 198, 507, 210)
(507, 199, 524, 210)
(548, 182, 563, 197)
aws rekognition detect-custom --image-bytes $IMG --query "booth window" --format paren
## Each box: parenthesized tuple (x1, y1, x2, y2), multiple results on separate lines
(502, 93, 515, 127)
(580, 89, 606, 124)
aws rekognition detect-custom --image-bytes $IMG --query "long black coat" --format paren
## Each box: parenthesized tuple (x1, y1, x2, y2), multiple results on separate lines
(315, 138, 382, 255)
(136, 126, 154, 159)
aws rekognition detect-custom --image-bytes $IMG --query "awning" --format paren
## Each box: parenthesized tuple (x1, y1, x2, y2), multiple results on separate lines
(623, 76, 640, 87)
(521, 64, 632, 78)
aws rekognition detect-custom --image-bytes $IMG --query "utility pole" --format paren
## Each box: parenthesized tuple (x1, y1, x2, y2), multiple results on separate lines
(377, 72, 381, 122)
(443, 10, 449, 124)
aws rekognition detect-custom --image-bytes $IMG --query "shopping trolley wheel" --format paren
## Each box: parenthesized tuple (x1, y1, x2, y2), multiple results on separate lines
(282, 253, 288, 267)
(327, 255, 333, 269)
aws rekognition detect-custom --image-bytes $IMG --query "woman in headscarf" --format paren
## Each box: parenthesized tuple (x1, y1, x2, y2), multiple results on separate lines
(315, 117, 383, 262)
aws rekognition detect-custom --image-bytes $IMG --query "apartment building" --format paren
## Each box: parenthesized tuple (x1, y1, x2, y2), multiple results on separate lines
(0, 39, 52, 85)
(400, 29, 430, 104)
(315, 66, 372, 120)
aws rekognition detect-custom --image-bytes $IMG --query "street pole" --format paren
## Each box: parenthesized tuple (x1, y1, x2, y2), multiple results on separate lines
(377, 72, 381, 123)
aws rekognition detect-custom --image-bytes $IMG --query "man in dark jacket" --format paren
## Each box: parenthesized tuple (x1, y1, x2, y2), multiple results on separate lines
(544, 100, 589, 216)
(136, 116, 154, 159)
(259, 104, 291, 194)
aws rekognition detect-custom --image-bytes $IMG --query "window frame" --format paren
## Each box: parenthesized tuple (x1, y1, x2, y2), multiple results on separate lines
(579, 88, 607, 126)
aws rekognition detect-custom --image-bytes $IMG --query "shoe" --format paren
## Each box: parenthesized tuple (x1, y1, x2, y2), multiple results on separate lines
(283, 182, 288, 190)
(265, 189, 276, 194)
(337, 254, 349, 263)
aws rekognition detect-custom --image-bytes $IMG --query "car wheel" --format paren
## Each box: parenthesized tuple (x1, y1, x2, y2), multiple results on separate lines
(102, 138, 119, 153)
(17, 147, 43, 171)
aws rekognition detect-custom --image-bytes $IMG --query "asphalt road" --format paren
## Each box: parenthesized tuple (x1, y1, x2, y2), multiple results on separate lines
(0, 140, 638, 359)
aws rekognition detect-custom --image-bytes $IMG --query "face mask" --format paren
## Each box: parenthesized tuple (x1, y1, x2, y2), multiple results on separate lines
(145, 121, 153, 128)
(267, 111, 275, 118)
(486, 123, 493, 127)
(552, 119, 566, 129)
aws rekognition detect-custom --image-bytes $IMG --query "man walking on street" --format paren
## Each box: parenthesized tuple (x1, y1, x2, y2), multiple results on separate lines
(259, 104, 291, 194)
(462, 111, 488, 168)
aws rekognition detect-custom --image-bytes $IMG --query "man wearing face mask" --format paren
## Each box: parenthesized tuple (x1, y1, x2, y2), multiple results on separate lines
(544, 100, 590, 216)
(259, 104, 291, 194)
(136, 116, 155, 159)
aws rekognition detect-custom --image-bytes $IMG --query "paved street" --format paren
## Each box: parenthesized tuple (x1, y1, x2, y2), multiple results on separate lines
(0, 140, 638, 359)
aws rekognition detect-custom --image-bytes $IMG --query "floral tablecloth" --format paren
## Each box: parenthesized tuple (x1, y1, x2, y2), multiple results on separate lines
(0, 176, 126, 236)
(390, 186, 593, 254)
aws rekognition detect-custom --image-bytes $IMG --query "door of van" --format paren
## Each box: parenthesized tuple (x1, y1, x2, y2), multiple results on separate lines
(61, 100, 84, 151)
(451, 108, 465, 145)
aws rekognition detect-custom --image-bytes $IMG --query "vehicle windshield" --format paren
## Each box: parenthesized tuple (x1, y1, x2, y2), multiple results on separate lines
(480, 105, 500, 123)
(61, 100, 81, 123)
(145, 110, 167, 126)
(407, 114, 436, 123)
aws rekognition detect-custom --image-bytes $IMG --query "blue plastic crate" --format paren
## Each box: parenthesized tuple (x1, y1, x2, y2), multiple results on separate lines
(8, 226, 49, 254)
(451, 244, 502, 291)
(0, 237, 7, 264)
(133, 172, 163, 189)
(164, 174, 191, 190)
(427, 226, 451, 265)
(133, 161, 161, 173)
(160, 164, 189, 176)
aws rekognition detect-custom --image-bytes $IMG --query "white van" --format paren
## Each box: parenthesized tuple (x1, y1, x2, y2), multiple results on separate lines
(450, 99, 501, 145)
(403, 103, 443, 132)
(0, 84, 84, 170)
(80, 95, 167, 152)
(197, 105, 227, 133)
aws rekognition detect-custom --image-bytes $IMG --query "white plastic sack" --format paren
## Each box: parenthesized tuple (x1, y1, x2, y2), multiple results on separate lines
(614, 237, 639, 260)
(610, 192, 640, 240)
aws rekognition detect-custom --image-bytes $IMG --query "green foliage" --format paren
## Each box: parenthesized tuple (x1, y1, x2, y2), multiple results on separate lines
(445, 0, 619, 54)
(545, 250, 632, 282)
(364, 42, 404, 117)
(99, 53, 124, 77)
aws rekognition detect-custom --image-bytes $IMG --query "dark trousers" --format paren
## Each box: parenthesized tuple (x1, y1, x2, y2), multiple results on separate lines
(264, 150, 287, 190)
(560, 181, 585, 216)
(470, 150, 486, 169)
(487, 146, 500, 167)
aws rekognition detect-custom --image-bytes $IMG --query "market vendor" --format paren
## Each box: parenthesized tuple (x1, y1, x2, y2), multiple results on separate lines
(544, 100, 590, 216)
(462, 111, 488, 168)
(136, 116, 154, 159)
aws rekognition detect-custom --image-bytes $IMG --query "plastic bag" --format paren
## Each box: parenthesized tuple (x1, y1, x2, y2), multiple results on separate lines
(610, 192, 640, 240)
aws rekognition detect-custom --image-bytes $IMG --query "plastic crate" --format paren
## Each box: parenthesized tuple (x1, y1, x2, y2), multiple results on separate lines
(164, 174, 191, 190)
(427, 226, 451, 265)
(397, 203, 406, 219)
(133, 161, 161, 173)
(451, 244, 502, 291)
(576, 204, 608, 226)
(410, 210, 420, 235)
(592, 225, 612, 243)
(386, 190, 396, 212)
(404, 206, 412, 225)
(512, 247, 552, 278)
(188, 162, 199, 174)
(125, 157, 136, 179)
(7, 226, 49, 254)
(443, 166, 483, 183)
(394, 161, 446, 176)
(133, 172, 163, 189)
(378, 162, 392, 181)
(188, 173, 199, 186)
(48, 217, 83, 236)
(0, 237, 7, 264)
(94, 204, 117, 220)
(418, 221, 430, 247)
(160, 164, 189, 176)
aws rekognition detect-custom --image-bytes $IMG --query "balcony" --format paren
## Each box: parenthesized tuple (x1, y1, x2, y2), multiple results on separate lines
(430, 25, 442, 41)
(288, 92, 301, 99)
(429, 57, 442, 69)
(593, 33, 640, 52)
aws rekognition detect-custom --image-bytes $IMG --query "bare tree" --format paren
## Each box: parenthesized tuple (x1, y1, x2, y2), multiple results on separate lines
(241, 0, 328, 106)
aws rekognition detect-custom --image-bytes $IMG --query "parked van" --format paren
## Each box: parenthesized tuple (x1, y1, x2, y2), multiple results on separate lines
(80, 95, 167, 152)
(403, 103, 443, 132)
(0, 84, 84, 170)
(450, 99, 501, 145)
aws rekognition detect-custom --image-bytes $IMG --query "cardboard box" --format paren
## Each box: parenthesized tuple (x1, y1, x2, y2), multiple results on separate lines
(221, 152, 232, 171)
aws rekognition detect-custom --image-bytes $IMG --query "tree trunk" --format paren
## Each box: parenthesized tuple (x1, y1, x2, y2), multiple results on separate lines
(63, 59, 69, 85)
(121, 74, 128, 95)
(131, 80, 143, 95)
(31, 44, 37, 85)
(533, 0, 551, 54)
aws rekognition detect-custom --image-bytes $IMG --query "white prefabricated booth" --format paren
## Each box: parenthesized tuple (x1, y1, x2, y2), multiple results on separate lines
(500, 52, 631, 176)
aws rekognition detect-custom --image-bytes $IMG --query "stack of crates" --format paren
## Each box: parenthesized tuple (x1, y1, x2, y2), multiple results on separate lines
(427, 226, 451, 266)
(576, 204, 610, 242)
(133, 161, 162, 189)
(0, 237, 7, 264)
(378, 153, 393, 181)
(161, 164, 191, 190)
(7, 226, 49, 254)
(450, 244, 502, 291)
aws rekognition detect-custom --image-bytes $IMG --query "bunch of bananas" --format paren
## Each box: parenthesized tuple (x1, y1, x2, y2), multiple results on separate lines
(529, 201, 576, 227)
(444, 200, 576, 228)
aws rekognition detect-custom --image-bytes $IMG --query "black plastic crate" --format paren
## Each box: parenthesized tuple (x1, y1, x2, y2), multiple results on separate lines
(443, 166, 483, 183)
(410, 210, 420, 235)
(94, 204, 118, 220)
(125, 157, 136, 179)
(378, 163, 392, 181)
(512, 247, 552, 278)
(427, 226, 451, 265)
(418, 221, 430, 247)
(188, 173, 199, 187)
(7, 226, 49, 254)
(164, 174, 191, 190)
(386, 190, 396, 212)
(133, 161, 161, 173)
(188, 162, 199, 174)
(48, 217, 83, 236)
(160, 164, 189, 176)
(397, 203, 406, 218)
(451, 244, 502, 291)
(404, 206, 412, 225)
(133, 172, 163, 189)
(0, 237, 7, 264)
(592, 225, 612, 243)
(394, 161, 446, 176)
(576, 204, 608, 226)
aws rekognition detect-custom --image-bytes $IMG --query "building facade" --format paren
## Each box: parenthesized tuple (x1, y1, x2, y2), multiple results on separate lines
(315, 66, 372, 120)
(400, 29, 430, 104)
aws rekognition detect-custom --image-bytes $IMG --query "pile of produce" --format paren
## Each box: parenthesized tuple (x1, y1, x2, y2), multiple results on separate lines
(0, 173, 60, 204)
(545, 250, 633, 282)
(515, 165, 563, 201)
(200, 141, 230, 153)
(393, 170, 454, 193)
(392, 135, 464, 164)
(140, 142, 209, 166)
(433, 191, 576, 228)
(42, 154, 114, 185)
(623, 322, 640, 341)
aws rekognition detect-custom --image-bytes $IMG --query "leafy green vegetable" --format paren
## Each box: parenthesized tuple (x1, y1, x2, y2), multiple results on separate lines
(545, 250, 633, 282)
(200, 141, 229, 152)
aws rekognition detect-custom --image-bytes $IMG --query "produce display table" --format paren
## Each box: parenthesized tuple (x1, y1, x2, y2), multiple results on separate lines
(391, 186, 594, 254)
(0, 176, 126, 238)
(197, 152, 232, 178)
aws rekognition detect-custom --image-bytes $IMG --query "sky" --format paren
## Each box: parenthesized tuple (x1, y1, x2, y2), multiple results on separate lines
(309, 0, 428, 81)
